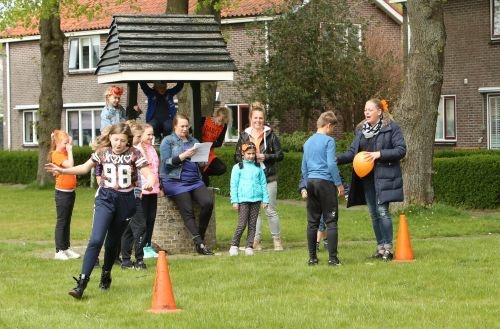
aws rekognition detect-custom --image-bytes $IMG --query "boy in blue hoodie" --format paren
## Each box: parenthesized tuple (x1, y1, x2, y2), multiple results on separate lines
(301, 111, 344, 266)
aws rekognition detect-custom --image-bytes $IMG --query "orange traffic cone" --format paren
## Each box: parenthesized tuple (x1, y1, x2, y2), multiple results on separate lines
(148, 250, 182, 313)
(394, 213, 414, 262)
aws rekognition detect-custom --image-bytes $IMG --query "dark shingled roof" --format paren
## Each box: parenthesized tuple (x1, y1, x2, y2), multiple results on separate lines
(95, 14, 236, 77)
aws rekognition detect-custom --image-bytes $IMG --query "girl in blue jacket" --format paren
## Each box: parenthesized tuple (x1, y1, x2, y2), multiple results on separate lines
(229, 142, 269, 256)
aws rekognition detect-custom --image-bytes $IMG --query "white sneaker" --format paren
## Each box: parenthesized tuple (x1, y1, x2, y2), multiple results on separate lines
(54, 250, 69, 260)
(229, 246, 239, 256)
(245, 247, 254, 256)
(64, 248, 81, 259)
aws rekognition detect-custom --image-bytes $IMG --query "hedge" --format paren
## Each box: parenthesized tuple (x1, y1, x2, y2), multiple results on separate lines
(1, 147, 499, 208)
(433, 155, 500, 209)
(0, 147, 93, 186)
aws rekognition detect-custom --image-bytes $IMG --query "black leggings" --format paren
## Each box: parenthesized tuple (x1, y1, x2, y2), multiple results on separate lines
(54, 190, 76, 252)
(170, 186, 214, 245)
(231, 202, 261, 248)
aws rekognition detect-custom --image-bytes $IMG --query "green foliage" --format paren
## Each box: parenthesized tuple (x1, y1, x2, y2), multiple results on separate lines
(434, 149, 500, 158)
(278, 131, 312, 152)
(0, 147, 93, 186)
(2, 147, 498, 208)
(433, 155, 500, 209)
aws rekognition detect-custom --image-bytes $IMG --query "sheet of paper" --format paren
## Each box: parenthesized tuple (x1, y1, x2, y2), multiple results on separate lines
(190, 142, 213, 162)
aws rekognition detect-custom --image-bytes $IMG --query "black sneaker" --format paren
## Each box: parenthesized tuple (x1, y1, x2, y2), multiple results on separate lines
(121, 259, 134, 269)
(382, 250, 393, 261)
(308, 258, 319, 266)
(328, 257, 341, 266)
(99, 270, 112, 290)
(196, 243, 214, 256)
(135, 260, 147, 270)
(68, 275, 89, 299)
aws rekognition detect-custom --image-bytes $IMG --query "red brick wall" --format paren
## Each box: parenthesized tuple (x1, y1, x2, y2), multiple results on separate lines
(441, 0, 500, 148)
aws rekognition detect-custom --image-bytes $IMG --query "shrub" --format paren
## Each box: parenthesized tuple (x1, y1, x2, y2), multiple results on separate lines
(434, 149, 500, 158)
(278, 131, 354, 153)
(0, 147, 93, 186)
(433, 155, 500, 209)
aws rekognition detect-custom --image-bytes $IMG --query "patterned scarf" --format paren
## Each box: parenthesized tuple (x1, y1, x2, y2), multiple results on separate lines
(362, 119, 382, 139)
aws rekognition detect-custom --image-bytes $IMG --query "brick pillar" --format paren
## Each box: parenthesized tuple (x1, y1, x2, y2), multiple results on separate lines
(152, 188, 216, 254)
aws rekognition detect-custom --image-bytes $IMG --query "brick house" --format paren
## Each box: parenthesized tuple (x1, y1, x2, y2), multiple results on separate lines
(394, 0, 500, 149)
(1, 0, 402, 150)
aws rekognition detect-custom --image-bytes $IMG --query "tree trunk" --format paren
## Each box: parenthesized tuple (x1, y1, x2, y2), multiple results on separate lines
(165, 0, 188, 14)
(36, 1, 65, 186)
(394, 0, 446, 206)
(197, 1, 220, 117)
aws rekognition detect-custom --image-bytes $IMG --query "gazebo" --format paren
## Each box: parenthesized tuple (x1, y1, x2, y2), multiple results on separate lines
(95, 14, 237, 138)
(95, 14, 237, 254)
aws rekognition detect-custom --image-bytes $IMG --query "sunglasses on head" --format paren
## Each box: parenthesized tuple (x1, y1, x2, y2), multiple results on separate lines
(241, 143, 256, 152)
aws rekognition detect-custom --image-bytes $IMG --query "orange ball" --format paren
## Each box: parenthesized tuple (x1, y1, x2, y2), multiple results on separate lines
(353, 151, 374, 178)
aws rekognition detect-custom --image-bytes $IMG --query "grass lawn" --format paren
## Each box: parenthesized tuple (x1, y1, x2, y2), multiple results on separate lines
(0, 185, 499, 329)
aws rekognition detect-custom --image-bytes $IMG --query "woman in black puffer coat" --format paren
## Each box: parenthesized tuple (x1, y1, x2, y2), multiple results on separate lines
(337, 98, 406, 261)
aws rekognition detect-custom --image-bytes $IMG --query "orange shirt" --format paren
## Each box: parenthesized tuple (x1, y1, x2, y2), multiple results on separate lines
(201, 117, 225, 165)
(51, 151, 77, 191)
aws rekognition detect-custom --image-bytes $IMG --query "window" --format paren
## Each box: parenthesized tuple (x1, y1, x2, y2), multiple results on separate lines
(488, 94, 500, 149)
(68, 35, 100, 71)
(225, 104, 250, 141)
(435, 96, 456, 141)
(23, 110, 38, 144)
(492, 0, 500, 39)
(66, 109, 102, 146)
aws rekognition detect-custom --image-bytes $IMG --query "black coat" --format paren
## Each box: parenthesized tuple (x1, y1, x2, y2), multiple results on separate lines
(234, 127, 284, 182)
(337, 119, 406, 207)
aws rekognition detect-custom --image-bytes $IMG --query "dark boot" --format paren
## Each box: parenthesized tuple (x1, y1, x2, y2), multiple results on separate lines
(99, 270, 112, 290)
(195, 243, 214, 256)
(68, 274, 89, 299)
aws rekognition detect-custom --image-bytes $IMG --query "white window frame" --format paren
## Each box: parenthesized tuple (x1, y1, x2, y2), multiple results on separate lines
(65, 108, 102, 146)
(435, 95, 457, 142)
(225, 103, 250, 142)
(491, 0, 500, 40)
(22, 110, 38, 145)
(486, 93, 500, 150)
(68, 35, 100, 72)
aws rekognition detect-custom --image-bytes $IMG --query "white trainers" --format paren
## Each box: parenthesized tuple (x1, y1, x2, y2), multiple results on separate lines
(229, 246, 239, 256)
(64, 248, 81, 259)
(245, 247, 254, 256)
(54, 250, 69, 260)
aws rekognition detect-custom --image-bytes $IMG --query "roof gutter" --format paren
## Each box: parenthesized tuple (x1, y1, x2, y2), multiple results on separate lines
(221, 16, 275, 25)
(6, 42, 11, 150)
(375, 0, 403, 25)
(0, 29, 109, 44)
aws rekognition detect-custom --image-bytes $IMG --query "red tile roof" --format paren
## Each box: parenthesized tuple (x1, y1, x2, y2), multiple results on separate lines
(2, 0, 401, 38)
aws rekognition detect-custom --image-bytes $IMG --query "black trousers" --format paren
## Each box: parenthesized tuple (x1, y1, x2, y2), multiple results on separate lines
(306, 179, 339, 259)
(54, 190, 76, 252)
(121, 197, 146, 262)
(81, 188, 136, 277)
(170, 186, 213, 245)
(202, 157, 227, 186)
(141, 194, 159, 246)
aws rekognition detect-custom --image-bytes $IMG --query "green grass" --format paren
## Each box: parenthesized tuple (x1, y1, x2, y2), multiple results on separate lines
(0, 185, 499, 329)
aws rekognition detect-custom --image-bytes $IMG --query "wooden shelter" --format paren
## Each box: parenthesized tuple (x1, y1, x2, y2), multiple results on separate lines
(95, 14, 236, 138)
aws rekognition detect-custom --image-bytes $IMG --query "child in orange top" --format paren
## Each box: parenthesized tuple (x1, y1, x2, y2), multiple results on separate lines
(49, 130, 80, 261)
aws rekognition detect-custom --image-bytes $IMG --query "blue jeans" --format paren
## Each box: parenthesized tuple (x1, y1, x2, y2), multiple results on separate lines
(363, 176, 393, 249)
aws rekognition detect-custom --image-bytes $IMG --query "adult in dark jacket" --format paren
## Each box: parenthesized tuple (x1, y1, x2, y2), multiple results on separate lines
(234, 102, 284, 251)
(337, 98, 406, 261)
(139, 81, 184, 143)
